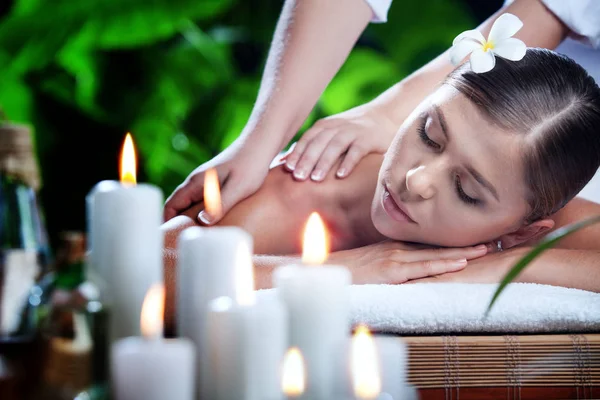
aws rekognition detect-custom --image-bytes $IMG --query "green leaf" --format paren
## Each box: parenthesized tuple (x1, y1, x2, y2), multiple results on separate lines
(129, 32, 233, 184)
(0, 22, 73, 76)
(12, 0, 44, 15)
(0, 0, 236, 76)
(368, 0, 474, 71)
(212, 79, 259, 150)
(486, 215, 600, 315)
(320, 49, 401, 115)
(0, 78, 34, 123)
(55, 37, 103, 117)
(179, 22, 233, 79)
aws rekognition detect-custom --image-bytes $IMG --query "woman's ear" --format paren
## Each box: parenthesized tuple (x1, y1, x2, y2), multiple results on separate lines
(497, 219, 555, 250)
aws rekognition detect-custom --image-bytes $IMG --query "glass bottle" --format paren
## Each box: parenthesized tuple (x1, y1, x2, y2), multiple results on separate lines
(0, 122, 50, 400)
(0, 123, 50, 339)
(36, 231, 108, 400)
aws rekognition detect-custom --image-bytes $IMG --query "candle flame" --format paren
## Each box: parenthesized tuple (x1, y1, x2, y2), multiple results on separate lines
(281, 347, 306, 397)
(301, 212, 329, 265)
(351, 324, 381, 399)
(140, 284, 165, 338)
(120, 133, 137, 185)
(203, 169, 222, 220)
(235, 242, 255, 306)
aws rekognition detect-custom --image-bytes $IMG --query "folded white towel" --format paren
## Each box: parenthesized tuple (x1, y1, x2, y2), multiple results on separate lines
(258, 283, 600, 334)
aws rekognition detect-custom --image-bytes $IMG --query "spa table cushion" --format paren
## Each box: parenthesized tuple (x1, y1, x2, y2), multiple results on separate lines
(259, 282, 600, 334)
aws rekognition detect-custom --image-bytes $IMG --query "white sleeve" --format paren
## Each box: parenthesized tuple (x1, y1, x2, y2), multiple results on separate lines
(363, 0, 393, 23)
(541, 0, 600, 48)
(504, 0, 600, 48)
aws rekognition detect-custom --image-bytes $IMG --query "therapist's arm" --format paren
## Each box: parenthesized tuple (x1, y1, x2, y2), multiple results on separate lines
(365, 0, 569, 128)
(164, 0, 374, 222)
(249, 0, 373, 149)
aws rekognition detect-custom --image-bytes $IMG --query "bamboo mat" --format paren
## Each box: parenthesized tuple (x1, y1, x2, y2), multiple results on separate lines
(397, 334, 598, 399)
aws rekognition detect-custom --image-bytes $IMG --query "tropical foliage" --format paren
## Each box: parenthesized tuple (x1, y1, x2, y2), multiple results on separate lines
(0, 0, 474, 238)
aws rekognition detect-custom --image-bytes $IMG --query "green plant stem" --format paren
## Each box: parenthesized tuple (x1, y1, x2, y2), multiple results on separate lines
(486, 215, 600, 316)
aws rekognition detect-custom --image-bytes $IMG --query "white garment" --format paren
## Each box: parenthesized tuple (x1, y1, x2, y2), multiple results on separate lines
(363, 0, 392, 23)
(364, 0, 600, 203)
(534, 0, 600, 48)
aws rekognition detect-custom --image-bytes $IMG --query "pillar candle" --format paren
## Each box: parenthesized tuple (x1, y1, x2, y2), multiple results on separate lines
(87, 181, 163, 342)
(273, 213, 352, 399)
(338, 327, 411, 400)
(86, 135, 163, 344)
(205, 242, 287, 400)
(274, 265, 351, 399)
(281, 347, 306, 399)
(111, 285, 195, 400)
(177, 226, 252, 397)
(376, 336, 407, 398)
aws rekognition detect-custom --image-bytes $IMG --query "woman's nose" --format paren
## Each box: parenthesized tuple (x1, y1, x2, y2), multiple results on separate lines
(406, 166, 436, 199)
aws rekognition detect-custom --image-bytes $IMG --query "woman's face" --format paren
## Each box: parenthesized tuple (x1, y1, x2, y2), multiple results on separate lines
(371, 85, 530, 247)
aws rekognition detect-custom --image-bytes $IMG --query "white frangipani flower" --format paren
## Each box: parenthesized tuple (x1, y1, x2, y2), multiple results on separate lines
(449, 13, 527, 73)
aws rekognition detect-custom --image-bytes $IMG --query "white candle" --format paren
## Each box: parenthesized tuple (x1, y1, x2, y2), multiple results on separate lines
(352, 325, 381, 400)
(205, 242, 287, 400)
(281, 347, 306, 399)
(338, 326, 409, 400)
(177, 168, 247, 346)
(177, 225, 251, 344)
(86, 134, 163, 343)
(375, 336, 407, 399)
(111, 285, 195, 400)
(274, 213, 352, 399)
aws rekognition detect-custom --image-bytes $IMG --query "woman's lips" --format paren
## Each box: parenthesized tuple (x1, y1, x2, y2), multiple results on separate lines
(382, 185, 417, 224)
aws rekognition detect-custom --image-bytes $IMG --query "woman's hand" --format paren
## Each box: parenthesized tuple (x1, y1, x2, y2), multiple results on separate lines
(327, 241, 489, 284)
(164, 139, 273, 224)
(409, 246, 531, 284)
(284, 104, 397, 182)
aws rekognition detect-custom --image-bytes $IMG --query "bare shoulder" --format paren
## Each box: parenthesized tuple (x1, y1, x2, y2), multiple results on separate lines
(543, 197, 600, 250)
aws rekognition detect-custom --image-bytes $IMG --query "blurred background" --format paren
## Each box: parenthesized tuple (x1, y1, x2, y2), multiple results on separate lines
(0, 0, 502, 247)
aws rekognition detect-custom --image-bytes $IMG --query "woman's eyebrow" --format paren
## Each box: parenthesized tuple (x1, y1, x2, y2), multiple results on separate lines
(432, 104, 449, 140)
(432, 104, 500, 202)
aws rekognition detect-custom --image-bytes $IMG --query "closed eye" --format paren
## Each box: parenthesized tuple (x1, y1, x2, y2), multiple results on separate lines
(418, 117, 441, 150)
(455, 175, 480, 206)
(418, 116, 480, 206)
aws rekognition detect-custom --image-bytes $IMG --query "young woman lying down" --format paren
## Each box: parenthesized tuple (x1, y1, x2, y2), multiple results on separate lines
(163, 49, 600, 324)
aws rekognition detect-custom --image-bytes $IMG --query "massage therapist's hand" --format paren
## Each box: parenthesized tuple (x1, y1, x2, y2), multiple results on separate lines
(164, 139, 273, 224)
(326, 241, 489, 284)
(284, 104, 397, 182)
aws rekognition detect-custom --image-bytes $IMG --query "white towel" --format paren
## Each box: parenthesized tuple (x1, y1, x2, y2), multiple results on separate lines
(258, 283, 600, 334)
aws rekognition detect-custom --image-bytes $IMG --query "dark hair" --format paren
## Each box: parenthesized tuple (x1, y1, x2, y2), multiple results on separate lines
(445, 48, 600, 223)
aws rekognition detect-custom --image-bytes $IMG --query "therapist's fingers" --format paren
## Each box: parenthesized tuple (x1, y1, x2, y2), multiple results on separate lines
(164, 175, 206, 221)
(292, 130, 336, 181)
(336, 141, 369, 179)
(311, 132, 354, 181)
(285, 127, 321, 172)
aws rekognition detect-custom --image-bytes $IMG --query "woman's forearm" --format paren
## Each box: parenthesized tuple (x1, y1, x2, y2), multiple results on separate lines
(254, 255, 302, 290)
(365, 0, 568, 128)
(517, 248, 600, 292)
(243, 0, 372, 154)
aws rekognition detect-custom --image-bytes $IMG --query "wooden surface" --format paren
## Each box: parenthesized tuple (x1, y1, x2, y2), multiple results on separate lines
(398, 333, 599, 400)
